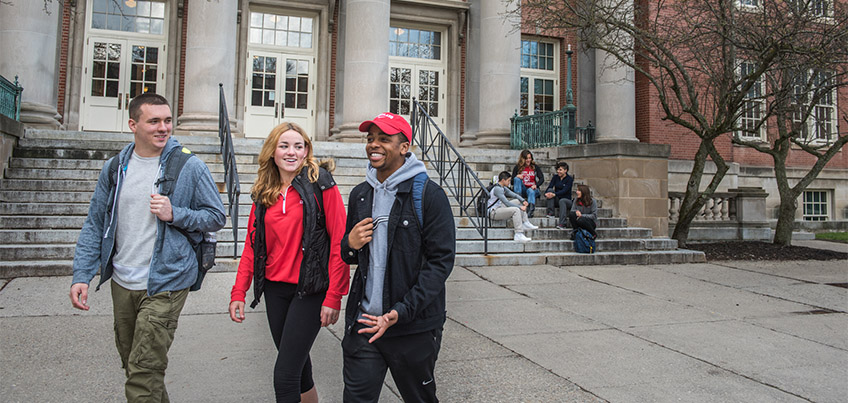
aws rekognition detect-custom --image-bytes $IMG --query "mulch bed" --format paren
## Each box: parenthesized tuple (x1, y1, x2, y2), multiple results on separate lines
(687, 241, 848, 261)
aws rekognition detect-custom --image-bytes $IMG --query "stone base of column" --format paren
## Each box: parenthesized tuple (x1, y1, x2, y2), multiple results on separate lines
(473, 129, 511, 148)
(177, 113, 225, 133)
(331, 122, 367, 143)
(459, 132, 478, 147)
(556, 141, 671, 237)
(19, 102, 62, 129)
(596, 136, 639, 143)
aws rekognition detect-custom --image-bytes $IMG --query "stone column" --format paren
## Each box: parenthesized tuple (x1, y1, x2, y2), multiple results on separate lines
(730, 187, 771, 240)
(472, 0, 520, 147)
(334, 0, 390, 142)
(177, 0, 238, 132)
(594, 50, 637, 142)
(594, 0, 637, 143)
(0, 0, 62, 128)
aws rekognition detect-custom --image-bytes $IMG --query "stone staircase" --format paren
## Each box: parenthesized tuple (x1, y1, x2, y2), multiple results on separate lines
(0, 130, 704, 278)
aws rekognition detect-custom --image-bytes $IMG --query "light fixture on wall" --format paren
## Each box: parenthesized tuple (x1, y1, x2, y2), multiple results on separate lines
(125, 0, 137, 8)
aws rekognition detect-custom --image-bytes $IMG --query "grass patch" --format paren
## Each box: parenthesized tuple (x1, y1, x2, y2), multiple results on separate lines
(816, 232, 848, 243)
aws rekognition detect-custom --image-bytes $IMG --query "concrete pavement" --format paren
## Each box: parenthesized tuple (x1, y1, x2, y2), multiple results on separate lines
(1, 248, 846, 402)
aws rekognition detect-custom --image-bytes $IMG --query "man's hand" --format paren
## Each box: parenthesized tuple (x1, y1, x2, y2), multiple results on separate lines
(320, 306, 340, 327)
(70, 283, 90, 310)
(357, 310, 398, 343)
(229, 300, 246, 323)
(544, 192, 555, 199)
(150, 194, 173, 222)
(348, 217, 374, 250)
(530, 184, 537, 190)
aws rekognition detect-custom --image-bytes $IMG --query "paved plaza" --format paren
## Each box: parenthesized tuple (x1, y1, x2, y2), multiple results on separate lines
(1, 240, 846, 402)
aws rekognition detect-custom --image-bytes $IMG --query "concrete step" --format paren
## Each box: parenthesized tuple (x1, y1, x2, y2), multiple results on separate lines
(0, 229, 81, 244)
(456, 249, 706, 266)
(456, 227, 653, 240)
(1, 249, 706, 279)
(0, 216, 87, 229)
(0, 203, 91, 215)
(0, 234, 677, 262)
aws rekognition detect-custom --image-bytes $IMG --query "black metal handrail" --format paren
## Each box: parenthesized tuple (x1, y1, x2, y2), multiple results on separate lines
(410, 99, 491, 254)
(218, 84, 241, 259)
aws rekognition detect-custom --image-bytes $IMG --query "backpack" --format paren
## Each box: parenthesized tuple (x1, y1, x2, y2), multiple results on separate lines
(107, 147, 216, 291)
(475, 182, 497, 217)
(573, 228, 595, 254)
(411, 172, 428, 228)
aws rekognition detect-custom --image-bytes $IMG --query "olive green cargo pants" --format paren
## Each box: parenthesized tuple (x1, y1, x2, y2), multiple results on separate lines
(111, 281, 189, 403)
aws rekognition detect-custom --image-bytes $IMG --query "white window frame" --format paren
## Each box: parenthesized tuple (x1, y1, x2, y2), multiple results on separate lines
(519, 37, 559, 116)
(802, 190, 830, 221)
(735, 61, 766, 141)
(735, 0, 762, 12)
(793, 69, 838, 144)
(790, 0, 835, 19)
(388, 24, 447, 125)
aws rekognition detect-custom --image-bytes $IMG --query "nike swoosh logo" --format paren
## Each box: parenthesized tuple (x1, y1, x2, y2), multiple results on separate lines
(422, 379, 434, 386)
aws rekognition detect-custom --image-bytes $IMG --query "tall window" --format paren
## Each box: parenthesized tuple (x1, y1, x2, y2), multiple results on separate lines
(790, 0, 834, 18)
(736, 61, 765, 140)
(249, 12, 314, 48)
(388, 27, 444, 119)
(389, 27, 441, 60)
(793, 70, 837, 143)
(520, 38, 558, 116)
(90, 0, 166, 34)
(802, 190, 829, 221)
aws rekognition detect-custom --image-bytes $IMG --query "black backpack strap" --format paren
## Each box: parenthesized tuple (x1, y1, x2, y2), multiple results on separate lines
(155, 147, 194, 197)
(107, 155, 120, 190)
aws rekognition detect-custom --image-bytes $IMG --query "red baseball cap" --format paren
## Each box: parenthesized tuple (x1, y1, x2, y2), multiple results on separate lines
(358, 112, 412, 142)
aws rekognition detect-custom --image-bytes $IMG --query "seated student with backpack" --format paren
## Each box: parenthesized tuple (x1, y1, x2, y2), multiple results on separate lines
(488, 171, 538, 243)
(568, 184, 599, 240)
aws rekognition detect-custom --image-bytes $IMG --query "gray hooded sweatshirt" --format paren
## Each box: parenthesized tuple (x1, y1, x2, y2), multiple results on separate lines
(360, 152, 427, 317)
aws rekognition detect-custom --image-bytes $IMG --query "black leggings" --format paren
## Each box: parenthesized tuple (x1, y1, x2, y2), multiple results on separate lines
(264, 281, 325, 403)
(568, 211, 597, 238)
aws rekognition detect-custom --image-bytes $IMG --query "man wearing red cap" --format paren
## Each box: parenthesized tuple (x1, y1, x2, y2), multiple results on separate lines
(340, 112, 456, 402)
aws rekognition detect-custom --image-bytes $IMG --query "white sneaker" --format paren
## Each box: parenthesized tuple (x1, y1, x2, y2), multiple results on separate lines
(522, 221, 539, 230)
(514, 233, 532, 243)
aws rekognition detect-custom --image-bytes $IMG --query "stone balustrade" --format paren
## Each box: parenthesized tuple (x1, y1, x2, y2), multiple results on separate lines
(668, 187, 770, 241)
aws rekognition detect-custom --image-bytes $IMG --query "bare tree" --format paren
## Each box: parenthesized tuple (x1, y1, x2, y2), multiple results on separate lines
(509, 0, 847, 246)
(729, 1, 848, 245)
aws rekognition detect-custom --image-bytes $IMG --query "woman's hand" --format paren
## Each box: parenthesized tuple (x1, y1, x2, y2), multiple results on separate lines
(320, 306, 340, 327)
(575, 210, 582, 218)
(229, 300, 246, 323)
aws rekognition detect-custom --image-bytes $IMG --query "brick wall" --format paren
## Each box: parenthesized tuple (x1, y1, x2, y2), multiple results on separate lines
(57, 4, 72, 124)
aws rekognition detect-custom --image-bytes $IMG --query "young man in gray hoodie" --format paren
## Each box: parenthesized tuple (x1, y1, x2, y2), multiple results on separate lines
(341, 112, 456, 402)
(69, 93, 225, 402)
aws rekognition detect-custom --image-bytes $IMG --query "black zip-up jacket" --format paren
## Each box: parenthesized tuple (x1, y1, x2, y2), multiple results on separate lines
(250, 167, 335, 308)
(341, 176, 456, 337)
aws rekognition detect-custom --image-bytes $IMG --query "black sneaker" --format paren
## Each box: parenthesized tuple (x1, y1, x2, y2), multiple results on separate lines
(556, 224, 567, 230)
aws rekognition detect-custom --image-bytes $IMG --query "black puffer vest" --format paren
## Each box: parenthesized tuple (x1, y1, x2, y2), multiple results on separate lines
(249, 167, 336, 308)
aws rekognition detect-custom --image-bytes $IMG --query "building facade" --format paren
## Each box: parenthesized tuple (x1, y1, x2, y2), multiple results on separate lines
(1, 0, 844, 229)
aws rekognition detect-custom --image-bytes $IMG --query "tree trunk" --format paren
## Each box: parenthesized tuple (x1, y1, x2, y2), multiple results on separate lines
(773, 195, 797, 246)
(672, 139, 729, 248)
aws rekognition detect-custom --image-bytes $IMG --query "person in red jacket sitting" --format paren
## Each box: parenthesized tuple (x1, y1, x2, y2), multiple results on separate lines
(228, 122, 349, 403)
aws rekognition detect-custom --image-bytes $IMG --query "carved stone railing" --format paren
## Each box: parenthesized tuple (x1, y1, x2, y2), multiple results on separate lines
(668, 192, 737, 222)
(668, 187, 771, 241)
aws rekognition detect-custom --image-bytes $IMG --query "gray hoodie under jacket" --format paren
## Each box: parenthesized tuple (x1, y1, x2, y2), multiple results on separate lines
(360, 152, 427, 317)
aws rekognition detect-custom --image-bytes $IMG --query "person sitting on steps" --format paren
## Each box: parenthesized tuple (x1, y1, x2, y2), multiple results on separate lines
(511, 149, 545, 218)
(568, 184, 599, 239)
(488, 171, 538, 243)
(544, 161, 574, 230)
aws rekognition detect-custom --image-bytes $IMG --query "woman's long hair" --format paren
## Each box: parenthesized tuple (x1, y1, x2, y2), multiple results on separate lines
(576, 184, 593, 207)
(251, 122, 320, 207)
(515, 149, 535, 169)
